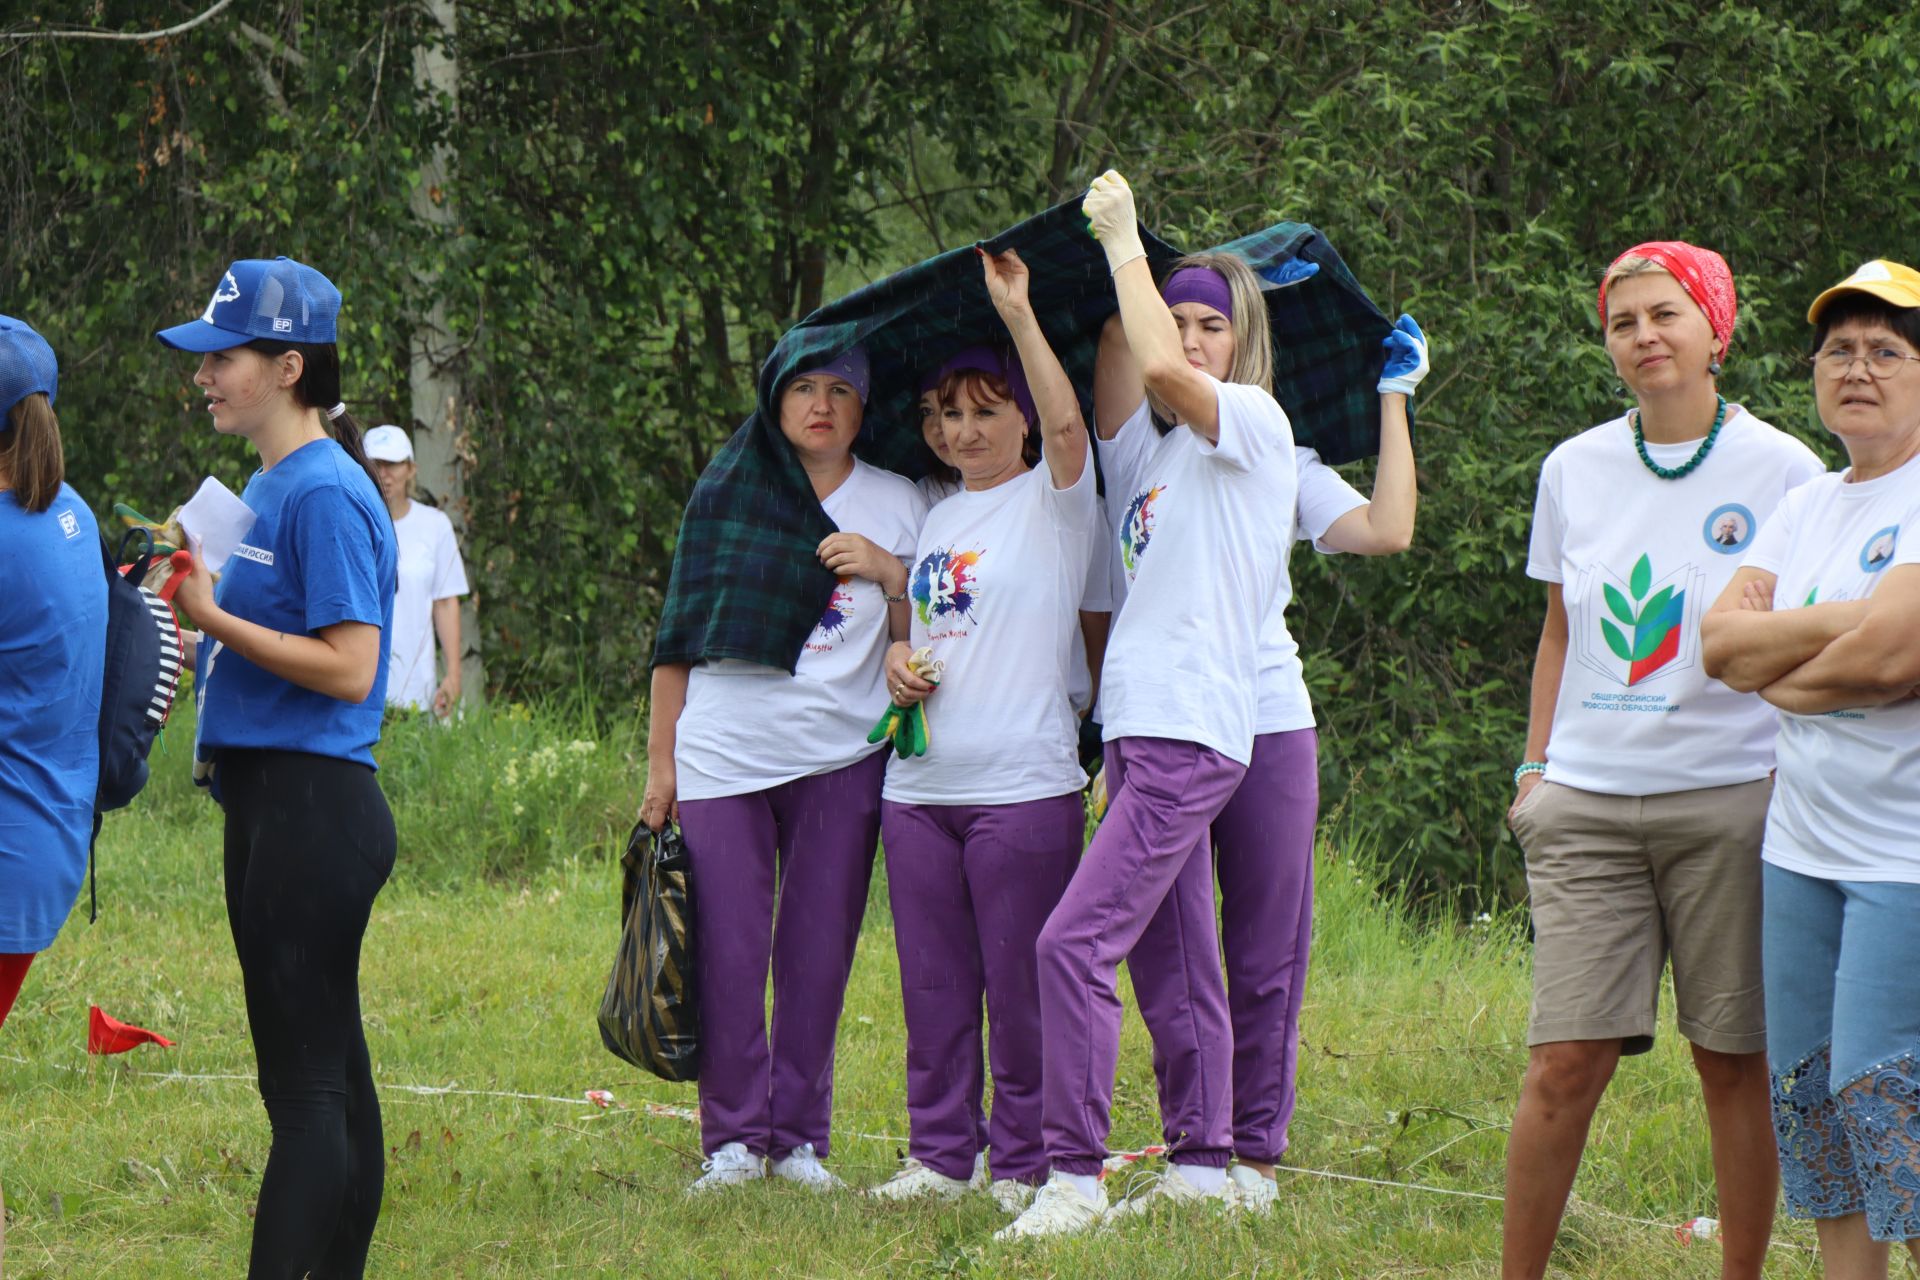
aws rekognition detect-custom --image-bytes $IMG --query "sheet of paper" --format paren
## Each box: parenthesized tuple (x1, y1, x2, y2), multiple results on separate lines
(176, 476, 256, 573)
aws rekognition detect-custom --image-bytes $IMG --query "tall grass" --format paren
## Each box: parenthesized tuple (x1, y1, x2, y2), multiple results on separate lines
(1, 698, 1820, 1277)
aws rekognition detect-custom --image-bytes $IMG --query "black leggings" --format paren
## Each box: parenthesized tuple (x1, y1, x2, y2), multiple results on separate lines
(221, 749, 395, 1280)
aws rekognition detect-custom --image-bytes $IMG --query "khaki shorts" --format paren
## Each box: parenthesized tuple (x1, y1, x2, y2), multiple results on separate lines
(1509, 777, 1771, 1056)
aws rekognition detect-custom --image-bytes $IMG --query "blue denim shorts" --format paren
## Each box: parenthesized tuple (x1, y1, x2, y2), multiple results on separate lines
(1763, 862, 1920, 1241)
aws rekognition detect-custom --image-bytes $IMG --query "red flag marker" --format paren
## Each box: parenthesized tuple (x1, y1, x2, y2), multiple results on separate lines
(87, 1004, 175, 1054)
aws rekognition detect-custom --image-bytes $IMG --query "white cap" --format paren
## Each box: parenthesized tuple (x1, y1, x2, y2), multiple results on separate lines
(364, 424, 413, 462)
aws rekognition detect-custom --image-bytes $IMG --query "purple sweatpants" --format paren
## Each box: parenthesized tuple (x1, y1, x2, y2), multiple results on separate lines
(881, 793, 1084, 1184)
(677, 749, 887, 1159)
(1134, 728, 1319, 1164)
(1037, 736, 1246, 1175)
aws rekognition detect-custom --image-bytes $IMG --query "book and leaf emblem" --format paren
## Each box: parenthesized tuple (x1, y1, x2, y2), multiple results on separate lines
(1600, 553, 1680, 664)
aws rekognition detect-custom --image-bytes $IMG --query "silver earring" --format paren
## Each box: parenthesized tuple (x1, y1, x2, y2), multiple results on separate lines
(1708, 358, 1723, 377)
(1613, 382, 1628, 397)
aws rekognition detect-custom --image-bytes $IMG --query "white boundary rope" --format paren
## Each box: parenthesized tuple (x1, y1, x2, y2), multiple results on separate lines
(1, 1051, 1809, 1250)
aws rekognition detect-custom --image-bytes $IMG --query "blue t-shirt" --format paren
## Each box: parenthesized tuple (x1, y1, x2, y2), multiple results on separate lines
(195, 439, 397, 769)
(0, 484, 107, 952)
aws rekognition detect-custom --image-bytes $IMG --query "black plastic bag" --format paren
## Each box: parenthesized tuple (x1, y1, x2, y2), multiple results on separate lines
(597, 821, 700, 1082)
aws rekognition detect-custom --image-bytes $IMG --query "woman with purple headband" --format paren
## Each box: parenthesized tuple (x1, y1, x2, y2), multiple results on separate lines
(868, 247, 1099, 1214)
(1118, 310, 1430, 1215)
(998, 171, 1300, 1239)
(639, 343, 927, 1194)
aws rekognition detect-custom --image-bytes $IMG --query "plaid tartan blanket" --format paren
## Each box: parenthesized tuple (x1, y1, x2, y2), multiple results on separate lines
(652, 201, 1396, 673)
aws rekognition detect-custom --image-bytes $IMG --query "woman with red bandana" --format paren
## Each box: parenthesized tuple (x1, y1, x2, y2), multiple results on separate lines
(1500, 243, 1825, 1279)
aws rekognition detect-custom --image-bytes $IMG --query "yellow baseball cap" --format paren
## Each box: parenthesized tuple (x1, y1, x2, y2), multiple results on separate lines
(1807, 259, 1920, 323)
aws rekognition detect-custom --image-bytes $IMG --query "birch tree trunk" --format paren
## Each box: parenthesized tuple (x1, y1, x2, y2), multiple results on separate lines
(408, 0, 482, 703)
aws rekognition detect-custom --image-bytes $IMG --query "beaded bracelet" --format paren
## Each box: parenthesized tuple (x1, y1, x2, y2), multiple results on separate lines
(1513, 761, 1547, 787)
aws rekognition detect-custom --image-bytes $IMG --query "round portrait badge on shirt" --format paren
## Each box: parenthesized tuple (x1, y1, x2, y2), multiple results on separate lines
(1702, 502, 1756, 555)
(1860, 525, 1900, 574)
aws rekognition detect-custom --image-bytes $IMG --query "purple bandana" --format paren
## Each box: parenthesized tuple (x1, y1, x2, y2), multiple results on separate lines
(933, 345, 1036, 425)
(1161, 267, 1234, 321)
(793, 344, 871, 404)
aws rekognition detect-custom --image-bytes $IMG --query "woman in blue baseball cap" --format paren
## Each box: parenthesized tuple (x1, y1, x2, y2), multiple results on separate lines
(160, 257, 399, 1279)
(0, 315, 108, 1271)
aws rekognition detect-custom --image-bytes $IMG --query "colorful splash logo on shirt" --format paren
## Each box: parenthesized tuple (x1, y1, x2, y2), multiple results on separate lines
(1597, 553, 1687, 685)
(911, 547, 983, 626)
(1120, 484, 1164, 577)
(815, 577, 855, 640)
(1702, 503, 1755, 555)
(1860, 525, 1899, 574)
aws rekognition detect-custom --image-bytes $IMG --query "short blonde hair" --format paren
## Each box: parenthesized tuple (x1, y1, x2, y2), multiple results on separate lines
(1601, 254, 1670, 293)
(1167, 252, 1274, 397)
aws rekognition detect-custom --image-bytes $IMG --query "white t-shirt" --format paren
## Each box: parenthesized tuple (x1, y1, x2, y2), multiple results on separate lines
(884, 461, 1098, 804)
(1742, 453, 1920, 883)
(385, 501, 470, 710)
(917, 472, 961, 506)
(1526, 408, 1825, 795)
(675, 459, 927, 800)
(1253, 449, 1371, 734)
(1067, 495, 1113, 716)
(1095, 380, 1298, 765)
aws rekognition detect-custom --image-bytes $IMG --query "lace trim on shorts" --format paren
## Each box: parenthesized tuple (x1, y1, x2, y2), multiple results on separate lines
(1774, 1040, 1866, 1221)
(1838, 1048, 1920, 1242)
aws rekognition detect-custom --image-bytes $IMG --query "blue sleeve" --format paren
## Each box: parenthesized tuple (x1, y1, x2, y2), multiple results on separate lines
(290, 485, 388, 632)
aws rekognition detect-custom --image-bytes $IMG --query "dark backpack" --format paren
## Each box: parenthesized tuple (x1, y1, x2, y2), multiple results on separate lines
(89, 527, 187, 918)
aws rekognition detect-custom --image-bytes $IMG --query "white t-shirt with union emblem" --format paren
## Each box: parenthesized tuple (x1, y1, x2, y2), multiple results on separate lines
(675, 459, 927, 800)
(1741, 452, 1920, 883)
(1525, 407, 1824, 796)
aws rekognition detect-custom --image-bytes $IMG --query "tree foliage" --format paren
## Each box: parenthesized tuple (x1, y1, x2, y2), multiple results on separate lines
(7, 0, 1920, 901)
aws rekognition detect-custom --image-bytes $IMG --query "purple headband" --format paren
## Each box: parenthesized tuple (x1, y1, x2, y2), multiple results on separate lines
(932, 345, 1036, 426)
(793, 343, 871, 405)
(1161, 267, 1234, 321)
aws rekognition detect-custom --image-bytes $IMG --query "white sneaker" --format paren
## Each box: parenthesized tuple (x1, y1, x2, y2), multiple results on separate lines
(1104, 1166, 1239, 1219)
(771, 1142, 845, 1191)
(687, 1142, 764, 1193)
(990, 1177, 1037, 1215)
(993, 1172, 1108, 1240)
(867, 1158, 969, 1201)
(970, 1151, 990, 1190)
(1226, 1164, 1277, 1214)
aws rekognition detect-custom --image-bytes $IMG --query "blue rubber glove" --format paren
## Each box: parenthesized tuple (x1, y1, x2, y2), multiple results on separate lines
(1378, 314, 1430, 396)
(1259, 259, 1320, 289)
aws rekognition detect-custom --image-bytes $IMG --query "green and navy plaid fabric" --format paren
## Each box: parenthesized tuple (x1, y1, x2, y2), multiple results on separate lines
(653, 202, 1395, 672)
(1204, 221, 1403, 466)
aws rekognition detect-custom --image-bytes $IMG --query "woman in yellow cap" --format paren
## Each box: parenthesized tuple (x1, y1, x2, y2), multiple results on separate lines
(1704, 259, 1920, 1276)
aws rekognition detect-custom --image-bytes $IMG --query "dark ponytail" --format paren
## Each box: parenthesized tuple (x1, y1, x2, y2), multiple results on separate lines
(245, 338, 383, 498)
(1, 392, 66, 513)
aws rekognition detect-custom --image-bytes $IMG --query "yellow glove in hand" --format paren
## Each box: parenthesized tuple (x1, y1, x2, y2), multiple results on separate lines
(1083, 169, 1146, 275)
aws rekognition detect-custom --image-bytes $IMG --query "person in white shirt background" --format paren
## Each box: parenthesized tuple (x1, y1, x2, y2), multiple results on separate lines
(1703, 259, 1920, 1280)
(1502, 241, 1825, 1280)
(364, 425, 470, 719)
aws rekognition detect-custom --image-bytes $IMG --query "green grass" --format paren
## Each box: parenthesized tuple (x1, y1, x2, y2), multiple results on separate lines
(1, 701, 1824, 1277)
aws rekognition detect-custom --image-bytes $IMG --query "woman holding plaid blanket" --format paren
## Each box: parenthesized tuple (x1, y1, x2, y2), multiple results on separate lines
(867, 248, 1098, 1213)
(999, 171, 1300, 1239)
(642, 344, 926, 1194)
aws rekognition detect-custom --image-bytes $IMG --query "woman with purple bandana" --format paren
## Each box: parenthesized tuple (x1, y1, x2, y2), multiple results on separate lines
(639, 343, 927, 1194)
(867, 248, 1097, 1214)
(998, 171, 1299, 1240)
(1121, 313, 1431, 1216)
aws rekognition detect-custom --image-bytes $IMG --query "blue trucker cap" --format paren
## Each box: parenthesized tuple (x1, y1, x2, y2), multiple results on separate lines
(155, 257, 341, 352)
(0, 314, 58, 415)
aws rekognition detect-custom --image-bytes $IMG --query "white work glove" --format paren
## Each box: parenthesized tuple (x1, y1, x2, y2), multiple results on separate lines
(1083, 169, 1147, 275)
(1377, 314, 1431, 397)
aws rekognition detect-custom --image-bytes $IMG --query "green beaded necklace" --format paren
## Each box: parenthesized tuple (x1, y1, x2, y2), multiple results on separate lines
(1630, 395, 1726, 480)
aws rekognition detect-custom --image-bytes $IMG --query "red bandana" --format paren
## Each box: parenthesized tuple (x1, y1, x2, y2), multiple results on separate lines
(1598, 241, 1738, 355)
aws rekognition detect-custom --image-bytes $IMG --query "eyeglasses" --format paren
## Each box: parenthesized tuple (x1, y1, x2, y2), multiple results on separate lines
(1808, 346, 1920, 379)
